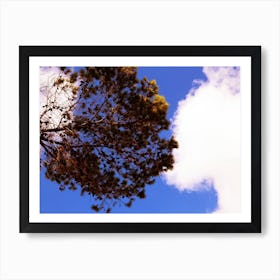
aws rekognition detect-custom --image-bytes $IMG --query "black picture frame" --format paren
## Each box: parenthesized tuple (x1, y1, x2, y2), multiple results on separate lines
(20, 46, 261, 233)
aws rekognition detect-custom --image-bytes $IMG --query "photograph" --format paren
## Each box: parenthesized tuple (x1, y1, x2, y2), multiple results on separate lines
(39, 66, 240, 214)
(20, 46, 261, 232)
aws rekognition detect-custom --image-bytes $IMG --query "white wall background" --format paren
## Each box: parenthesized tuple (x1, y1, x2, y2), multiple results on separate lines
(0, 0, 279, 279)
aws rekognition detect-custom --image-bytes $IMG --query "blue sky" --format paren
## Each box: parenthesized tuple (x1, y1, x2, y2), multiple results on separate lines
(40, 67, 219, 213)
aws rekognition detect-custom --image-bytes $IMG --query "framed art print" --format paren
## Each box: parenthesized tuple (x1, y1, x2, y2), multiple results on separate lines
(19, 46, 261, 233)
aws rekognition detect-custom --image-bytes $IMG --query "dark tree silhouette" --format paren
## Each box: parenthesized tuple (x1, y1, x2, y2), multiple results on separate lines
(40, 67, 178, 212)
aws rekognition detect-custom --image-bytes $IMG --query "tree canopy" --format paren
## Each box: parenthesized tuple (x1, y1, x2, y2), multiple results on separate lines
(40, 67, 178, 212)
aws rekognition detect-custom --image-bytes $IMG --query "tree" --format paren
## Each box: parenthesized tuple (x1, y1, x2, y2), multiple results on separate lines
(40, 67, 178, 212)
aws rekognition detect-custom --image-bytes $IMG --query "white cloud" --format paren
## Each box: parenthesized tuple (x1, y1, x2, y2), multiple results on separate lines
(39, 67, 79, 160)
(164, 67, 241, 213)
(40, 67, 78, 136)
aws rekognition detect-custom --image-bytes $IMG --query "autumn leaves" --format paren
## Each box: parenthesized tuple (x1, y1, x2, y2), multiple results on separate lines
(40, 67, 178, 212)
